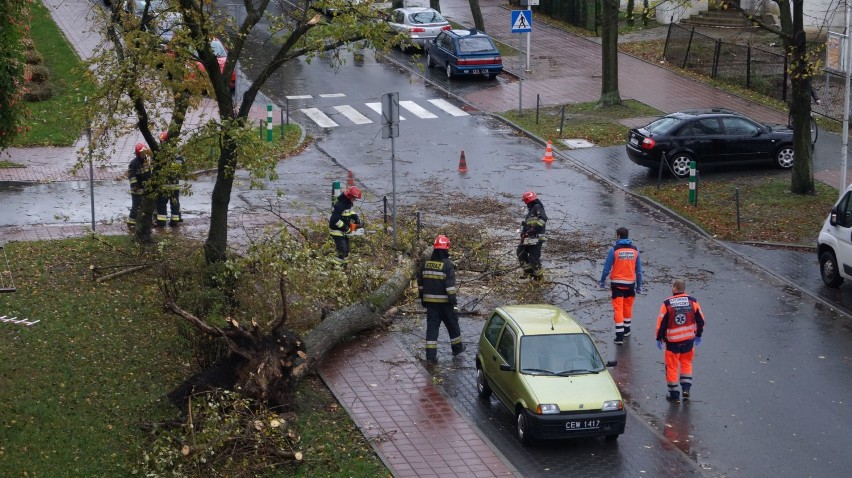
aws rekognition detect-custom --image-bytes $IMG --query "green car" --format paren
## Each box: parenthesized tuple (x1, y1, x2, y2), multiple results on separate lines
(475, 304, 626, 444)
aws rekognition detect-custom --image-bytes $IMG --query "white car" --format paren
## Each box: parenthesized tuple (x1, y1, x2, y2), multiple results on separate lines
(387, 7, 451, 49)
(818, 183, 852, 287)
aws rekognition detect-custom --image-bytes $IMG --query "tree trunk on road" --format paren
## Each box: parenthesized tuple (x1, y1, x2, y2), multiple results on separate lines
(165, 255, 419, 410)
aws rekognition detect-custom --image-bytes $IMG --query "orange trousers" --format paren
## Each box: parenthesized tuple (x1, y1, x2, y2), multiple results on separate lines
(611, 295, 635, 326)
(664, 349, 694, 390)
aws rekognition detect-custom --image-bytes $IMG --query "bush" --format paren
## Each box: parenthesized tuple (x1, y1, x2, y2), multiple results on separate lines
(25, 64, 49, 83)
(23, 81, 52, 101)
(24, 48, 43, 65)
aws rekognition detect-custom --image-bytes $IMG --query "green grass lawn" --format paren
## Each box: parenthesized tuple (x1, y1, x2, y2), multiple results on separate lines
(13, 0, 94, 146)
(0, 236, 388, 477)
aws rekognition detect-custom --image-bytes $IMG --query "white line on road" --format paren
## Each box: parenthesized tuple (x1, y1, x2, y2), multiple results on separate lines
(334, 105, 372, 125)
(400, 100, 438, 119)
(286, 95, 313, 100)
(319, 93, 346, 98)
(428, 99, 469, 117)
(366, 102, 407, 121)
(300, 108, 338, 128)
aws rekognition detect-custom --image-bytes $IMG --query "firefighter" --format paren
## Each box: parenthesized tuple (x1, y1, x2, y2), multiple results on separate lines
(127, 143, 152, 227)
(156, 132, 183, 226)
(599, 226, 643, 345)
(517, 191, 547, 280)
(328, 186, 362, 265)
(417, 235, 465, 363)
(655, 278, 705, 402)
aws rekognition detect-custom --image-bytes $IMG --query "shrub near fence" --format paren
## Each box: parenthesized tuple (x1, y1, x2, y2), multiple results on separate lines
(664, 23, 788, 102)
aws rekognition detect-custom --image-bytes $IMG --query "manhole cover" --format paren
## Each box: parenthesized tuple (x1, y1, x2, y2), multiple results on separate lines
(561, 139, 595, 149)
(508, 164, 532, 170)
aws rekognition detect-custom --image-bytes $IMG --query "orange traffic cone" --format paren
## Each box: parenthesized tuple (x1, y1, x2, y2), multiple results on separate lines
(347, 170, 354, 187)
(458, 150, 468, 173)
(542, 139, 554, 163)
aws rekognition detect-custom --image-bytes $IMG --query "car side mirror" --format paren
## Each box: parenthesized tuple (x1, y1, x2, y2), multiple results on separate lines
(606, 360, 617, 368)
(830, 207, 838, 227)
(499, 363, 514, 372)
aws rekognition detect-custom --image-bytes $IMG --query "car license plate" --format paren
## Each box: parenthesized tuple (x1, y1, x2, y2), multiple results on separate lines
(629, 136, 639, 146)
(565, 419, 600, 430)
(470, 69, 481, 74)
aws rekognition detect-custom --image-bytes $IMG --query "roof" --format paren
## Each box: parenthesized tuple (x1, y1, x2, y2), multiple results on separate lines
(496, 304, 586, 336)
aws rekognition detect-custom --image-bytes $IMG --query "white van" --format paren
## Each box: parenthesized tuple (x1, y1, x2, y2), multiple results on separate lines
(818, 184, 852, 287)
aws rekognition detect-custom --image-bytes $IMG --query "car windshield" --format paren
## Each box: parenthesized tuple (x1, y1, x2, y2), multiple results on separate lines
(132, 0, 168, 15)
(210, 39, 227, 57)
(645, 116, 682, 134)
(458, 37, 495, 53)
(519, 333, 605, 375)
(410, 11, 446, 24)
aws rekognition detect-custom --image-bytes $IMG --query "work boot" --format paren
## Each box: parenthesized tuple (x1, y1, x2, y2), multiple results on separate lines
(682, 387, 691, 400)
(623, 326, 631, 337)
(169, 220, 180, 227)
(452, 343, 466, 356)
(613, 332, 624, 345)
(666, 391, 681, 402)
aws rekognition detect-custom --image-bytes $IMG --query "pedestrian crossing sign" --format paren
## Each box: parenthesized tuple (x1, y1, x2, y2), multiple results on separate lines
(511, 10, 532, 33)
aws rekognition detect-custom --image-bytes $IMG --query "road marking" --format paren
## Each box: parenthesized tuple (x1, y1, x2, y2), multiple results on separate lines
(320, 93, 346, 98)
(366, 102, 407, 121)
(334, 105, 372, 125)
(428, 99, 469, 117)
(286, 95, 313, 100)
(400, 100, 438, 119)
(300, 108, 339, 128)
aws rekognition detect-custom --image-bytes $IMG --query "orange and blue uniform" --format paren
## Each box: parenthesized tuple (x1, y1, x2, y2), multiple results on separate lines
(599, 238, 643, 342)
(655, 292, 705, 401)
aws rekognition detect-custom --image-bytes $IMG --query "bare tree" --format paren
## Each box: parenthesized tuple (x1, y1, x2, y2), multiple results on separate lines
(84, 1, 396, 256)
(599, 0, 622, 106)
(722, 0, 823, 194)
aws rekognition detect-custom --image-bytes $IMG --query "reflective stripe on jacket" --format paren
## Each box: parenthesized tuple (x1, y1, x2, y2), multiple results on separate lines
(417, 258, 457, 305)
(600, 239, 642, 288)
(655, 293, 705, 344)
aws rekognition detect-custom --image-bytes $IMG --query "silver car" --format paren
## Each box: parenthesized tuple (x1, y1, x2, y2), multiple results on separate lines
(387, 7, 451, 49)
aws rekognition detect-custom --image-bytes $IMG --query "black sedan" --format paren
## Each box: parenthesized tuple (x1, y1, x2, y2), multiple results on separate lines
(626, 108, 795, 178)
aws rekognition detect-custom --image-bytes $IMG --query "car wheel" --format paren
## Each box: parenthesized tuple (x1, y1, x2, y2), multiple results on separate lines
(476, 367, 492, 399)
(426, 52, 435, 68)
(668, 153, 693, 179)
(516, 409, 534, 446)
(605, 433, 620, 442)
(775, 145, 795, 169)
(820, 250, 844, 288)
(446, 63, 453, 79)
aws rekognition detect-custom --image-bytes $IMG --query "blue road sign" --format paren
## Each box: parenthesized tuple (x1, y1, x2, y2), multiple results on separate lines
(511, 10, 532, 33)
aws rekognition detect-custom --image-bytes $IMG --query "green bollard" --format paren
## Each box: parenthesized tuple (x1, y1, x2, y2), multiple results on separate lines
(267, 104, 273, 142)
(332, 181, 341, 206)
(688, 161, 697, 204)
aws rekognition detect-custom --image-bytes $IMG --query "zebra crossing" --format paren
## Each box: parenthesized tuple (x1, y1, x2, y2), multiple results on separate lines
(287, 94, 470, 128)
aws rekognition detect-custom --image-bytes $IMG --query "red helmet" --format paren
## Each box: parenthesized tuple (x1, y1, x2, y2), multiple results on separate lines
(135, 143, 147, 154)
(345, 186, 362, 200)
(433, 235, 450, 250)
(522, 191, 537, 204)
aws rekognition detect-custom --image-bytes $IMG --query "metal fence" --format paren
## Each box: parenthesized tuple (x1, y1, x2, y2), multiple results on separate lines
(664, 23, 788, 102)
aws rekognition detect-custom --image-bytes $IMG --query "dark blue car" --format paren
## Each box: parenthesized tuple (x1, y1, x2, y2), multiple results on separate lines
(425, 29, 503, 79)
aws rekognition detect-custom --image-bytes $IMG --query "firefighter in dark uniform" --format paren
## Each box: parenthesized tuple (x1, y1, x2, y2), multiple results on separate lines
(417, 235, 465, 363)
(127, 143, 152, 227)
(328, 186, 362, 265)
(655, 278, 705, 402)
(155, 132, 183, 226)
(517, 191, 547, 279)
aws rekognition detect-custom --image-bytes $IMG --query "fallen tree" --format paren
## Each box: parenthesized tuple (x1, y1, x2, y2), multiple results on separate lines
(162, 253, 419, 411)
